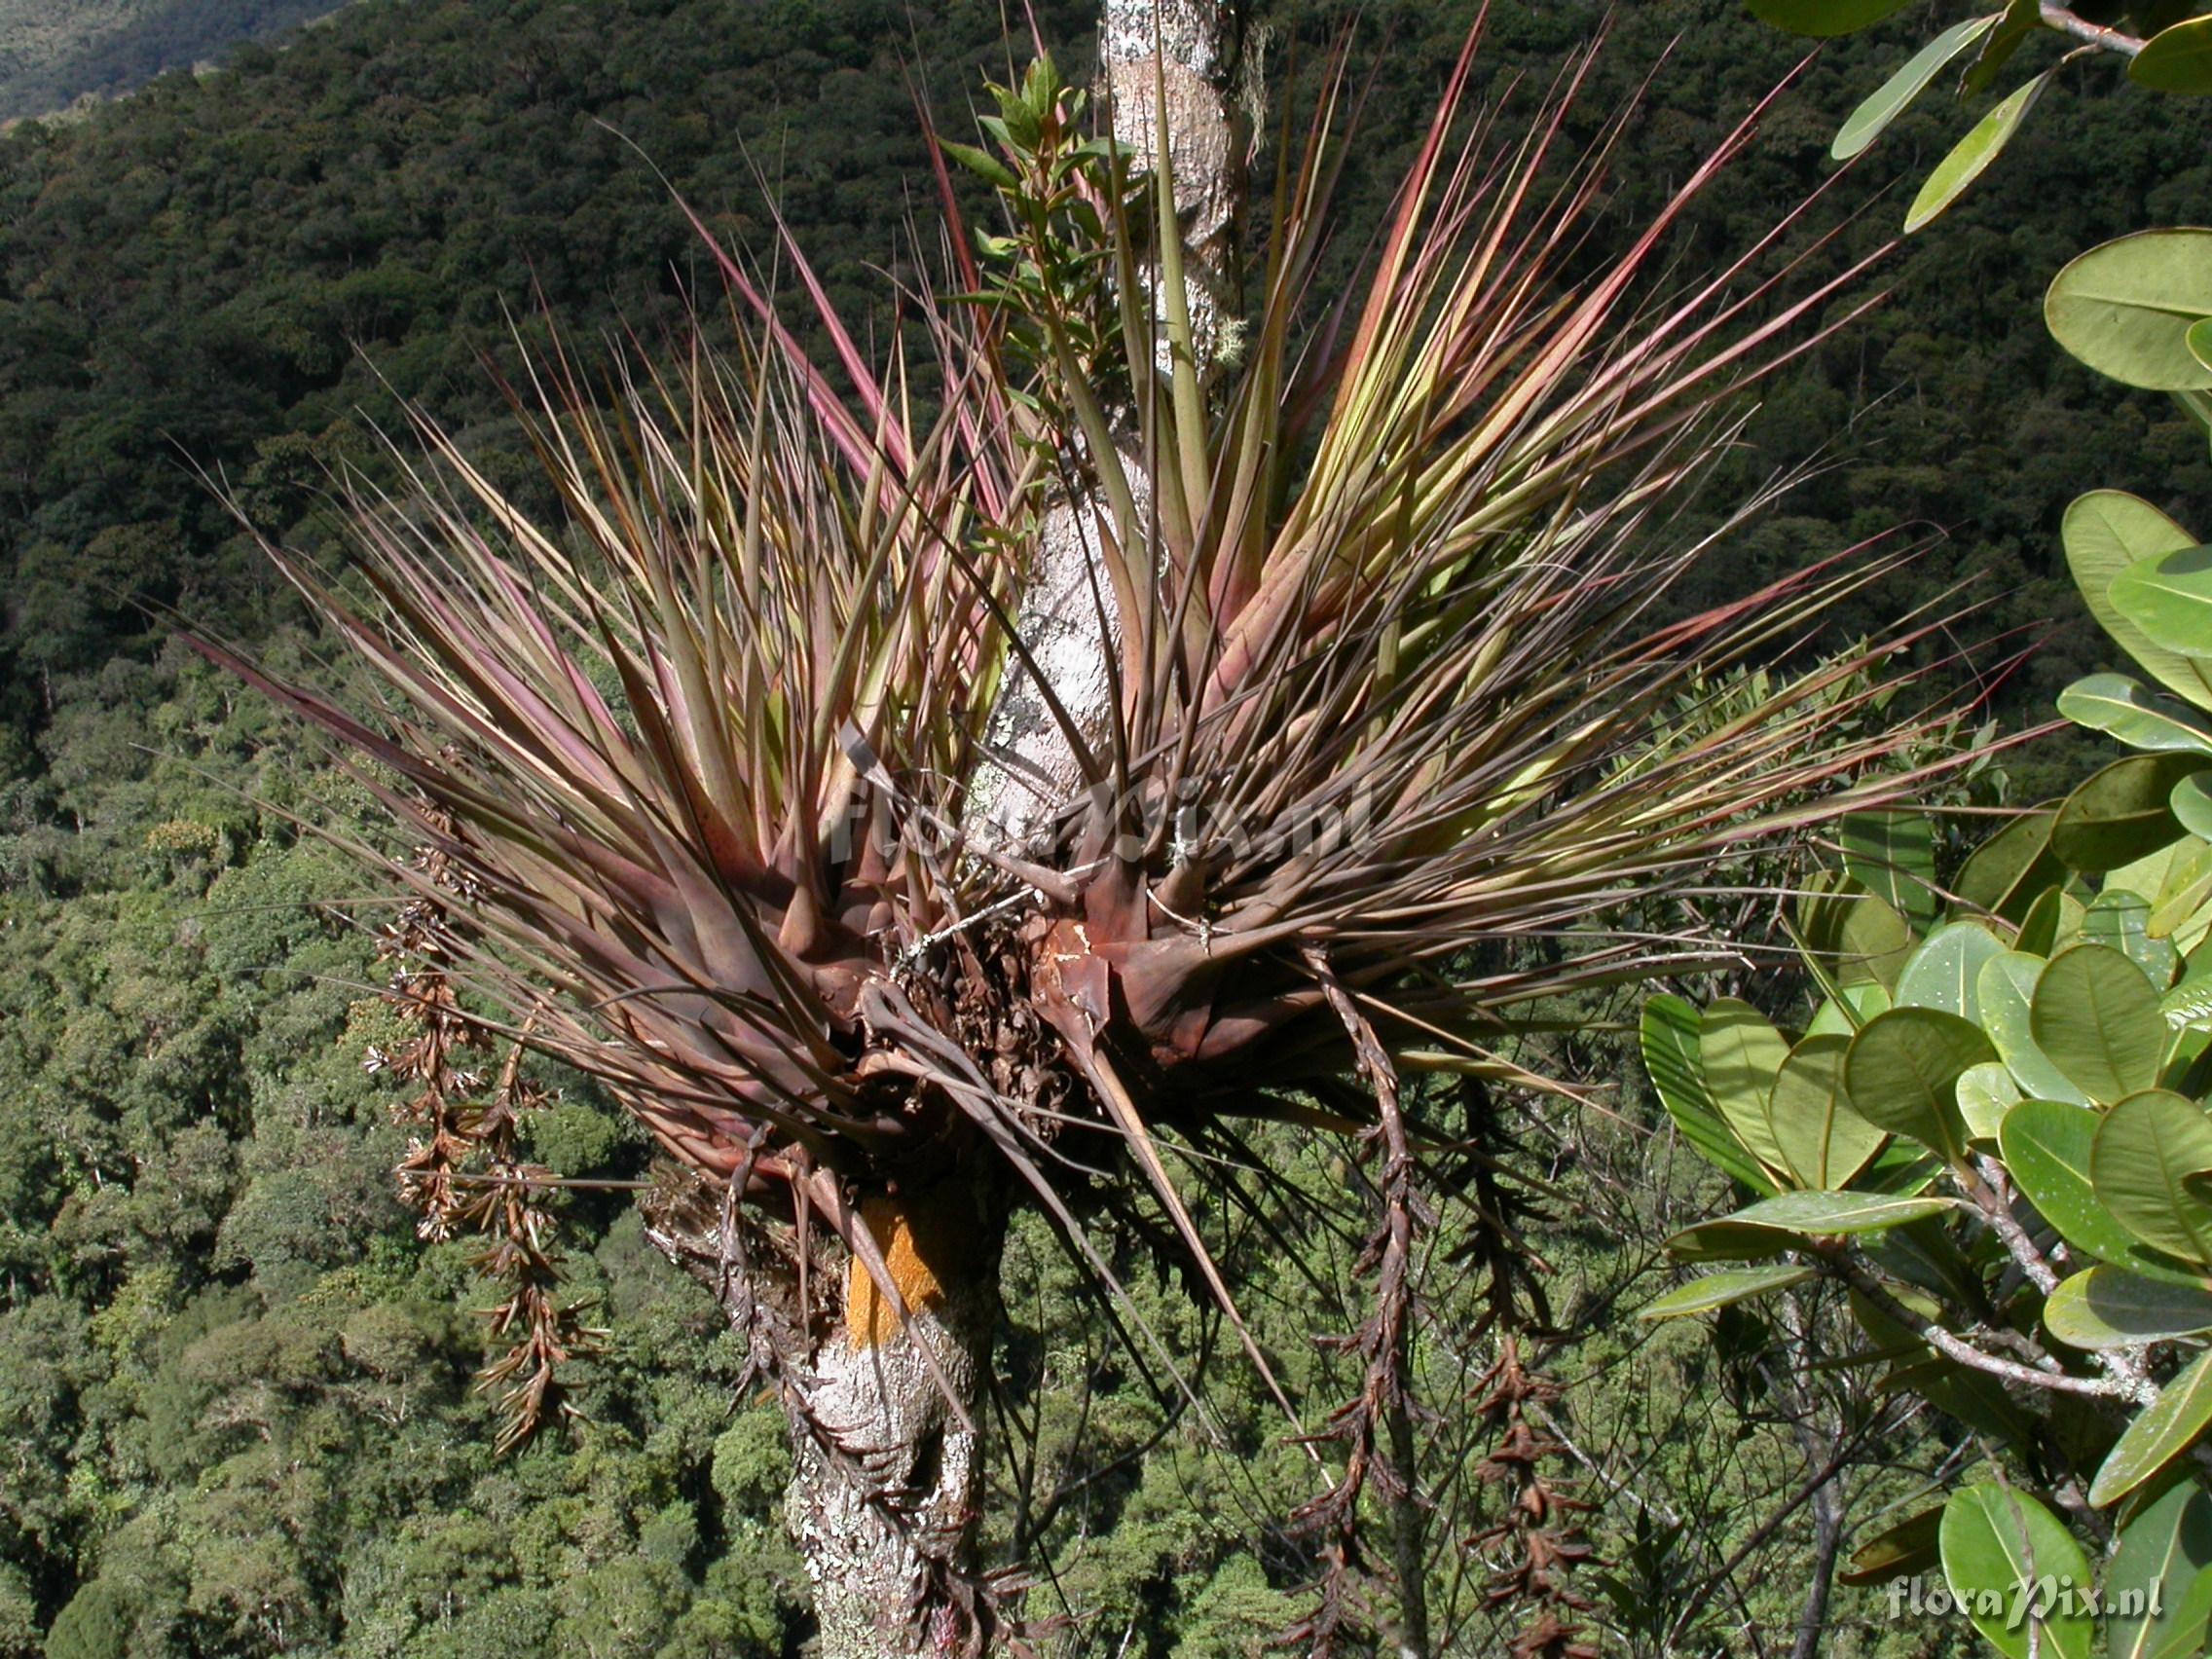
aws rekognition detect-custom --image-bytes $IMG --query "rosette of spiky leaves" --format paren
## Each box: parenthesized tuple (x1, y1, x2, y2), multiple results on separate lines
(194, 294, 1045, 1262)
(197, 17, 1979, 1408)
(906, 21, 1988, 1374)
(967, 31, 1974, 1120)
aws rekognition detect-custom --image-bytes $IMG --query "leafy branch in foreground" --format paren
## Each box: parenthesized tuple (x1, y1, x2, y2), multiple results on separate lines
(1748, 1, 2212, 232)
(1641, 225, 2212, 1654)
(192, 14, 1979, 1653)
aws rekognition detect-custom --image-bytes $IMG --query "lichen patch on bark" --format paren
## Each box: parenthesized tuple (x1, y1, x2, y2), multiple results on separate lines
(846, 1190, 962, 1347)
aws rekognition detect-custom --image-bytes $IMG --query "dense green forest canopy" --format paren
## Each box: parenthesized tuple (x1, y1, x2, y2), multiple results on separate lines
(0, 1, 2207, 1654)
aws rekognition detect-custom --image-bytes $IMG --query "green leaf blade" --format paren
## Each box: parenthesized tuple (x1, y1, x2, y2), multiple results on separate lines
(2032, 943, 2169, 1103)
(1639, 1265, 1818, 1320)
(1844, 1006, 1995, 1161)
(2063, 492, 2212, 709)
(1642, 995, 1777, 1194)
(2092, 1090, 2212, 1268)
(2043, 1266, 2212, 1350)
(2106, 1481, 2212, 1659)
(1769, 1033, 1887, 1189)
(2006, 1100, 2207, 1282)
(1903, 72, 2051, 235)
(1940, 1484, 2095, 1659)
(2059, 673, 2212, 756)
(2092, 1346, 2212, 1508)
(1725, 1190, 1957, 1236)
(2131, 16, 2212, 94)
(2114, 546, 2212, 659)
(2046, 229, 2212, 392)
(1832, 15, 2002, 160)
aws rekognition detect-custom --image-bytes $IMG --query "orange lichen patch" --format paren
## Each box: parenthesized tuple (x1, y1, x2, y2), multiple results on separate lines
(845, 1189, 966, 1348)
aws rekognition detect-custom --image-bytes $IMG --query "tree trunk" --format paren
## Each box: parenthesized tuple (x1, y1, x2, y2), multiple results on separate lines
(653, 9, 1254, 1651)
(788, 1236, 998, 1658)
(646, 1176, 1004, 1659)
(962, 0, 1247, 850)
(1788, 1476, 1845, 1659)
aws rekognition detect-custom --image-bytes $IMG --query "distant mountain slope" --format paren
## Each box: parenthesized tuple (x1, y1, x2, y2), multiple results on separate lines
(0, 0, 338, 120)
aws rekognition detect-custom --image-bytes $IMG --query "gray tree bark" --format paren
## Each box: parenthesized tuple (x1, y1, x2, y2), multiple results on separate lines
(1789, 1478, 1846, 1659)
(645, 1177, 1001, 1659)
(785, 1273, 996, 1658)
(962, 0, 1246, 852)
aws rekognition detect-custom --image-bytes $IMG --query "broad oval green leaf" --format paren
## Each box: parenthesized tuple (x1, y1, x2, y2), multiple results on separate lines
(1844, 809, 1940, 928)
(1769, 1033, 1887, 1189)
(1638, 1265, 1817, 1320)
(2093, 1090, 2212, 1267)
(1898, 920, 2008, 1021)
(1642, 996, 1776, 1194)
(2033, 944, 2169, 1102)
(1904, 71, 2051, 235)
(1807, 980, 1894, 1038)
(1701, 999, 1794, 1181)
(1845, 1008, 1994, 1161)
(1832, 15, 2001, 159)
(2174, 774, 2212, 843)
(2114, 545, 2212, 660)
(2044, 1266, 2212, 1350)
(1662, 1219, 1802, 1263)
(2083, 888, 2182, 990)
(1940, 1484, 2095, 1659)
(2131, 15, 2212, 94)
(1799, 872, 1916, 989)
(1956, 807, 2065, 923)
(1983, 952, 2093, 1106)
(2193, 315, 2212, 378)
(1726, 1190, 1956, 1236)
(2053, 755, 2205, 873)
(2114, 836, 2206, 906)
(2004, 1099, 2206, 1283)
(2122, 836, 2212, 944)
(2016, 886, 2084, 959)
(2092, 1346, 2212, 1508)
(1750, 0, 1911, 35)
(1957, 1060, 2020, 1143)
(2106, 1481, 2212, 1659)
(2064, 492, 2212, 710)
(2046, 229, 2212, 391)
(2060, 673, 2212, 755)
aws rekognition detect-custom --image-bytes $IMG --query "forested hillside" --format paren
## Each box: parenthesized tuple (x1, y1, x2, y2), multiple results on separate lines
(0, 1, 340, 122)
(0, 0, 2206, 1653)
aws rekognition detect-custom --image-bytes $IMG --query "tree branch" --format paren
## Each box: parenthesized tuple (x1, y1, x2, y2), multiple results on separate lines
(1967, 1158, 2158, 1406)
(2041, 4, 2145, 56)
(1820, 1249, 2135, 1400)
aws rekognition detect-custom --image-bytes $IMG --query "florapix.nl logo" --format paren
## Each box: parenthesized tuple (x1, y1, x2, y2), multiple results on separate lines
(1884, 1575, 2161, 1627)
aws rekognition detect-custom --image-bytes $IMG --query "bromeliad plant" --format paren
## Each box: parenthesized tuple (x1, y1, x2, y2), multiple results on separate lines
(198, 15, 1973, 1656)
